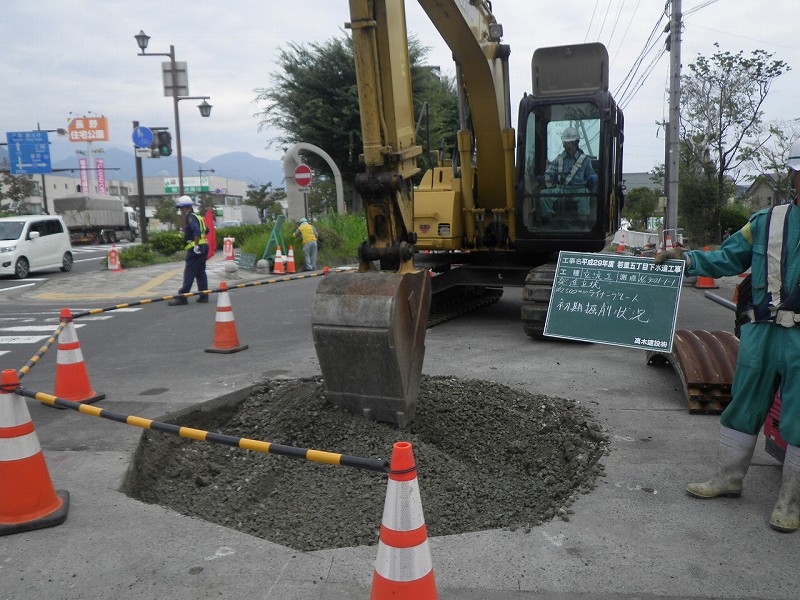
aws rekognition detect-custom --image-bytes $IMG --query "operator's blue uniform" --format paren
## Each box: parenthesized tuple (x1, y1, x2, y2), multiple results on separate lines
(178, 212, 209, 295)
(685, 203, 800, 445)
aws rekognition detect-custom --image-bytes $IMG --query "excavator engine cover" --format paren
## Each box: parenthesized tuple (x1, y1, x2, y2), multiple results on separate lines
(312, 270, 432, 428)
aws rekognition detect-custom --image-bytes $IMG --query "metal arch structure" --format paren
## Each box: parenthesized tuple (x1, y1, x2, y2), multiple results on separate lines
(282, 143, 345, 221)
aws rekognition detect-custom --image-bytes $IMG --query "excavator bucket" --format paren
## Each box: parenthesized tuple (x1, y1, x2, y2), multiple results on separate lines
(312, 270, 432, 428)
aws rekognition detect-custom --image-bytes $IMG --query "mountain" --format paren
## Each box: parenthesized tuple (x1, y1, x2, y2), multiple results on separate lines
(1, 145, 285, 187)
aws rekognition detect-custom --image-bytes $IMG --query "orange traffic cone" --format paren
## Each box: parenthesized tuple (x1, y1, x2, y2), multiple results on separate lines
(286, 246, 297, 274)
(664, 233, 674, 251)
(273, 246, 285, 274)
(371, 441, 438, 600)
(0, 369, 69, 536)
(695, 246, 719, 289)
(616, 231, 626, 253)
(54, 308, 105, 404)
(205, 282, 248, 354)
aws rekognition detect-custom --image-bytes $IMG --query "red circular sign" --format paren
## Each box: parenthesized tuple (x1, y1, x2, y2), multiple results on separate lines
(294, 164, 312, 187)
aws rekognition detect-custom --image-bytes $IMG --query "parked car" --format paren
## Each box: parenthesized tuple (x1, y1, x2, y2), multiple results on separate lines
(0, 215, 74, 279)
(219, 220, 244, 228)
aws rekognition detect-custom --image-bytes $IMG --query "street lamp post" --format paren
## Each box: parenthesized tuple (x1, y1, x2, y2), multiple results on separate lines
(134, 30, 212, 196)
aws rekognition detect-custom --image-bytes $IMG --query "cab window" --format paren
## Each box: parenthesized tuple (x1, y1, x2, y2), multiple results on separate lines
(521, 102, 601, 234)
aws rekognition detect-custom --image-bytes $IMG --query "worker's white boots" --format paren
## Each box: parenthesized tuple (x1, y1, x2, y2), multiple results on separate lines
(769, 444, 800, 532)
(686, 426, 757, 499)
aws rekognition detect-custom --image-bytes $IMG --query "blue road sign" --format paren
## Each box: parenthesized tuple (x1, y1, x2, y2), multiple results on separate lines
(5, 131, 52, 175)
(132, 126, 154, 149)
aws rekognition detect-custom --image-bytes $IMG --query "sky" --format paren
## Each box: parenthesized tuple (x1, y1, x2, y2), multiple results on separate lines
(1, 1, 798, 176)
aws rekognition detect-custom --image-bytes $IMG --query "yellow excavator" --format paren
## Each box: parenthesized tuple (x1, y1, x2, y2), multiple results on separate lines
(312, 0, 625, 427)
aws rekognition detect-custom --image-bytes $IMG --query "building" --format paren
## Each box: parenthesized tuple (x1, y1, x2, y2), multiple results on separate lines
(745, 173, 787, 210)
(2, 172, 250, 221)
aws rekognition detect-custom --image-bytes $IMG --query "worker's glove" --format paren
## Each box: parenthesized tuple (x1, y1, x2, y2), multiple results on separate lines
(654, 248, 688, 266)
(193, 245, 202, 255)
(586, 174, 598, 190)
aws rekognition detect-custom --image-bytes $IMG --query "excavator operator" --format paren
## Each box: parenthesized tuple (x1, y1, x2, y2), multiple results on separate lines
(655, 141, 800, 532)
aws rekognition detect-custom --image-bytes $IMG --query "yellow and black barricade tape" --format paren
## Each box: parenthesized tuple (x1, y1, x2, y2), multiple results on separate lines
(17, 319, 68, 380)
(15, 269, 346, 378)
(68, 271, 328, 320)
(17, 387, 389, 474)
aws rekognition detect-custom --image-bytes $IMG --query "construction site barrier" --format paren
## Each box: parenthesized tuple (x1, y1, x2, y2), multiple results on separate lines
(16, 386, 389, 474)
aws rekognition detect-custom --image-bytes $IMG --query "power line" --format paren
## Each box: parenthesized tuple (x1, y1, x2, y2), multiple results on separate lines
(585, 0, 601, 43)
(613, 1, 669, 107)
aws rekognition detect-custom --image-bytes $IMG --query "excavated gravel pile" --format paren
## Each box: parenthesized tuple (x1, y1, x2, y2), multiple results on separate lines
(125, 375, 610, 551)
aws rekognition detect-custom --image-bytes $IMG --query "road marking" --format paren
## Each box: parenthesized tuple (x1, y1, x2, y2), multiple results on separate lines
(32, 268, 183, 301)
(0, 325, 85, 332)
(0, 335, 50, 344)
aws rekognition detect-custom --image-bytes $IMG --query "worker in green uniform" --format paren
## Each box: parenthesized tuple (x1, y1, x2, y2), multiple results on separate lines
(655, 142, 800, 532)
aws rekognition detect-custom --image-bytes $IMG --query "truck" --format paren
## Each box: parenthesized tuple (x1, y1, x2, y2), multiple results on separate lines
(311, 0, 625, 427)
(53, 195, 138, 244)
(213, 205, 260, 226)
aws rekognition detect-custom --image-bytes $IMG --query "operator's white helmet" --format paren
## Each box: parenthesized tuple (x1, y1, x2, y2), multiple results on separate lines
(561, 127, 580, 143)
(176, 195, 194, 207)
(787, 139, 800, 171)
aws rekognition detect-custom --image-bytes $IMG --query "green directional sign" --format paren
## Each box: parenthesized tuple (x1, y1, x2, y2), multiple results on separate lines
(544, 251, 684, 352)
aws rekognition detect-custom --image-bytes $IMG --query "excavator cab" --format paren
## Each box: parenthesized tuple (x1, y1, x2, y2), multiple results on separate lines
(515, 43, 625, 254)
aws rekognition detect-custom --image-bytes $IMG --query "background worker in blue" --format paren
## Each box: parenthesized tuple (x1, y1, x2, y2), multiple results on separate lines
(293, 217, 318, 271)
(168, 196, 210, 306)
(655, 142, 800, 532)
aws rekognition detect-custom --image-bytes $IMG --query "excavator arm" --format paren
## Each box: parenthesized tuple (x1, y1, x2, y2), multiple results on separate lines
(312, 0, 513, 428)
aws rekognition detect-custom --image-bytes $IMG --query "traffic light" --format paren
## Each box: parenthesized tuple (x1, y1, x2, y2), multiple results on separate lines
(157, 131, 173, 157)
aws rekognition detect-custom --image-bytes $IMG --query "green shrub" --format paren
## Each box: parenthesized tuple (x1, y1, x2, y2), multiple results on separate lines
(117, 243, 175, 268)
(149, 231, 185, 255)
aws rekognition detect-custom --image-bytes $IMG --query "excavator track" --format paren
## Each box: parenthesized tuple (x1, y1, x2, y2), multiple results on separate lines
(521, 263, 557, 339)
(646, 329, 740, 414)
(427, 286, 504, 328)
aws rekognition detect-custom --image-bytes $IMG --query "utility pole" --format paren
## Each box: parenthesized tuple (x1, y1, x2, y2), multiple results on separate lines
(666, 0, 682, 235)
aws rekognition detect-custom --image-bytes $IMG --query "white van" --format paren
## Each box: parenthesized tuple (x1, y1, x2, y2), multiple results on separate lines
(0, 215, 74, 279)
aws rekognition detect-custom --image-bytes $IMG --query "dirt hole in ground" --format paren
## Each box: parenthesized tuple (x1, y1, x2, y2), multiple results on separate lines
(123, 375, 610, 551)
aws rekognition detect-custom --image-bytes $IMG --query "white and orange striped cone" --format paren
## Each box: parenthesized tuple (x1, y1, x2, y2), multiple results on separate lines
(371, 441, 438, 600)
(664, 233, 674, 251)
(108, 244, 123, 272)
(205, 282, 249, 354)
(273, 246, 285, 274)
(286, 246, 297, 274)
(616, 231, 626, 253)
(54, 308, 105, 404)
(0, 369, 69, 536)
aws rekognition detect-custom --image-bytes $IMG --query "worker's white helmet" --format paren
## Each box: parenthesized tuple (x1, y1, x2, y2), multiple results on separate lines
(787, 139, 800, 171)
(176, 195, 194, 207)
(561, 127, 580, 143)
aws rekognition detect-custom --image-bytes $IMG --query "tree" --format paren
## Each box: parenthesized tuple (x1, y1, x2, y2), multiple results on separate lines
(153, 199, 180, 230)
(623, 187, 660, 231)
(253, 33, 458, 204)
(195, 193, 216, 217)
(246, 183, 286, 222)
(0, 159, 36, 213)
(680, 45, 788, 241)
(744, 119, 800, 206)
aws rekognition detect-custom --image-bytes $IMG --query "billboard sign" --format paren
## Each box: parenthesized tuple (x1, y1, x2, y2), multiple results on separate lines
(67, 117, 110, 142)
